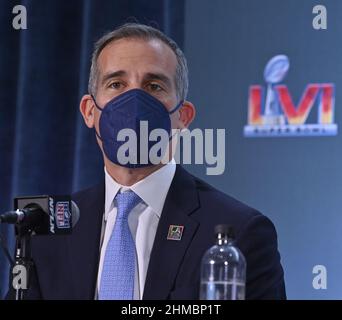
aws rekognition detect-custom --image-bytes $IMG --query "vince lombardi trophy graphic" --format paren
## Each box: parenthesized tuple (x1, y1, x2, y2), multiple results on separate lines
(263, 55, 290, 125)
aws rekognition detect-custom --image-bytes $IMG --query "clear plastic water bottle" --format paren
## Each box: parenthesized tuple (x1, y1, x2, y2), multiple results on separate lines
(200, 225, 246, 300)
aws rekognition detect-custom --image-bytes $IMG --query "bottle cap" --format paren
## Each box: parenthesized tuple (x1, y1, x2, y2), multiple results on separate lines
(214, 224, 235, 239)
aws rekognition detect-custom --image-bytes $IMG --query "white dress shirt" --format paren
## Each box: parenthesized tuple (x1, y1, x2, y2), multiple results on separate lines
(96, 160, 176, 299)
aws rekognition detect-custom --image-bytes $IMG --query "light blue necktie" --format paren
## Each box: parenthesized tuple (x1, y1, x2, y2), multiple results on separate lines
(99, 190, 141, 300)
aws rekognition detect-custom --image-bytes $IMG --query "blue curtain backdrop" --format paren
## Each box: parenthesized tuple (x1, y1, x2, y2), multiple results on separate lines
(0, 0, 185, 299)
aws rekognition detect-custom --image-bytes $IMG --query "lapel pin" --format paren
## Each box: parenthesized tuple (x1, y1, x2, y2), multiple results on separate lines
(167, 225, 184, 241)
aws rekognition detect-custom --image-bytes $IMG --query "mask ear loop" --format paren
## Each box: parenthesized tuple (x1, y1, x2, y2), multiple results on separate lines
(168, 100, 184, 140)
(91, 94, 103, 111)
(169, 100, 184, 114)
(90, 94, 104, 141)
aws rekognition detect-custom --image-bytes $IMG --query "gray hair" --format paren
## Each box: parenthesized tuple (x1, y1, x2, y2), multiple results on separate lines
(88, 23, 189, 100)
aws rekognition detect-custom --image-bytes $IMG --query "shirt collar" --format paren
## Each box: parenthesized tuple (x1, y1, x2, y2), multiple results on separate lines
(104, 159, 176, 221)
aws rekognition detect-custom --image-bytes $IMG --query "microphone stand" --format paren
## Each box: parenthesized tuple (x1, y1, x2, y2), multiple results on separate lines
(12, 224, 34, 300)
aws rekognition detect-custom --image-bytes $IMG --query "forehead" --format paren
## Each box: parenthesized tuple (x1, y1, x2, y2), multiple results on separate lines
(97, 38, 178, 79)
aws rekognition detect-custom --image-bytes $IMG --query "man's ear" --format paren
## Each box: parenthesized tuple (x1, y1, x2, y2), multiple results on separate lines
(178, 100, 196, 129)
(80, 94, 96, 128)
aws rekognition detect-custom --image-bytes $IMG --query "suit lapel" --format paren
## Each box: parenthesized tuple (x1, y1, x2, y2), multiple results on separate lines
(68, 183, 105, 299)
(143, 166, 200, 299)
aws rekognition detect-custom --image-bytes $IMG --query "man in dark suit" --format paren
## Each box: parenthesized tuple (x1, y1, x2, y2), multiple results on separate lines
(8, 23, 286, 300)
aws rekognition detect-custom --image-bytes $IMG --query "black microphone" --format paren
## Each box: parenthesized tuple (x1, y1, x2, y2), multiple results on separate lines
(0, 195, 80, 235)
(0, 205, 43, 224)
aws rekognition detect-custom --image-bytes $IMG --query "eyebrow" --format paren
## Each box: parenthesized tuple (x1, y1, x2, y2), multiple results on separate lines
(101, 70, 127, 86)
(143, 72, 173, 88)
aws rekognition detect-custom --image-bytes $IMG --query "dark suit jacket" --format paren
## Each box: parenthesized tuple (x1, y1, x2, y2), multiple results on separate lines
(7, 165, 286, 299)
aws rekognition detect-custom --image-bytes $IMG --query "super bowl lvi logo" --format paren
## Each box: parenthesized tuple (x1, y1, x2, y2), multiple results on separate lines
(244, 55, 337, 137)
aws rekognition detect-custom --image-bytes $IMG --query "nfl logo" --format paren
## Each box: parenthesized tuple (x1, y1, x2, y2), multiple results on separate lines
(167, 225, 184, 241)
(55, 202, 71, 229)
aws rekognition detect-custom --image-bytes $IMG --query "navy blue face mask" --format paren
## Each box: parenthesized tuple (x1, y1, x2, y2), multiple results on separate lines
(91, 88, 183, 168)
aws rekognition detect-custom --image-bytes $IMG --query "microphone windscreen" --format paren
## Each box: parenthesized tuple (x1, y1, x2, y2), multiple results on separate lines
(71, 200, 80, 227)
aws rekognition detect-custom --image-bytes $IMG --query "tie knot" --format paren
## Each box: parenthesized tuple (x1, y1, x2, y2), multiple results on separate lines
(115, 190, 141, 220)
